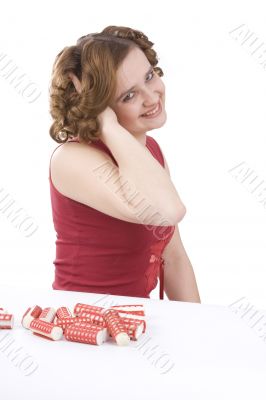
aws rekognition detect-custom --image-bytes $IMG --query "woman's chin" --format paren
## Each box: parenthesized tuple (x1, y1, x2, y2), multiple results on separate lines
(149, 111, 167, 129)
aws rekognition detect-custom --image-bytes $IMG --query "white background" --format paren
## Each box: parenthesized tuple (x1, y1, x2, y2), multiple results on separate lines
(0, 0, 265, 309)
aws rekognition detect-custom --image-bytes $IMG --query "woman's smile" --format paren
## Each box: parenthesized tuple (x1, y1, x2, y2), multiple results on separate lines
(140, 101, 162, 118)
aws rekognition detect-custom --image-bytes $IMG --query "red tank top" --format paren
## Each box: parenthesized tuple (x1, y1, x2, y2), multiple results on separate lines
(49, 134, 175, 299)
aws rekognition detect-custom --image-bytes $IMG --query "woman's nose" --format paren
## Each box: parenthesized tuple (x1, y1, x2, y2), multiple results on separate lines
(143, 88, 158, 106)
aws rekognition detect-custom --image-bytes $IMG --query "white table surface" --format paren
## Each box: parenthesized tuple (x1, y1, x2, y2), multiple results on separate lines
(0, 284, 266, 400)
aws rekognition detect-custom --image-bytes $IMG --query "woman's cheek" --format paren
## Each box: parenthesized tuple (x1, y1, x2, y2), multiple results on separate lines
(115, 103, 140, 125)
(131, 104, 142, 120)
(114, 107, 127, 123)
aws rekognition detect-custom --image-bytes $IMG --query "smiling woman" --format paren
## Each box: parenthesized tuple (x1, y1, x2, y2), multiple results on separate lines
(48, 25, 200, 302)
(49, 26, 165, 145)
(108, 46, 167, 141)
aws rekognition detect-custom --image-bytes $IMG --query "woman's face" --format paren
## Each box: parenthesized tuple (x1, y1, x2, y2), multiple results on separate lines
(109, 47, 166, 136)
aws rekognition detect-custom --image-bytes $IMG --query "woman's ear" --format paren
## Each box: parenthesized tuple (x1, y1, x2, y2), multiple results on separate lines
(69, 72, 82, 94)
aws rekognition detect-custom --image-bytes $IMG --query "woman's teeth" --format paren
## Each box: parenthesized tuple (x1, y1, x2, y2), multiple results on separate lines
(142, 103, 160, 116)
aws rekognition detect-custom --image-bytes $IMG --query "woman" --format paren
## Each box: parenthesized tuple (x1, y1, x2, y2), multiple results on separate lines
(48, 25, 201, 302)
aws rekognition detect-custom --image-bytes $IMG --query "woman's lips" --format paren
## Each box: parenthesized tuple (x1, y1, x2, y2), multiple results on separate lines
(140, 101, 162, 118)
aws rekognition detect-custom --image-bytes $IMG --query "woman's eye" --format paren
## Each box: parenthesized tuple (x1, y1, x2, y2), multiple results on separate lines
(146, 70, 154, 81)
(122, 71, 154, 102)
(123, 92, 134, 102)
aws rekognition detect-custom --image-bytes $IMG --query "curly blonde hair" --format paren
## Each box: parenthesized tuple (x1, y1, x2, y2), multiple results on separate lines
(49, 25, 164, 144)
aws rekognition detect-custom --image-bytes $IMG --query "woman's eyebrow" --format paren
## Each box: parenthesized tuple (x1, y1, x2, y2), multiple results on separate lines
(116, 66, 153, 102)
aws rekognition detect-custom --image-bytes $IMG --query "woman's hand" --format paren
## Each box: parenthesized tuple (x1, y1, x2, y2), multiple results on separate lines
(97, 106, 119, 137)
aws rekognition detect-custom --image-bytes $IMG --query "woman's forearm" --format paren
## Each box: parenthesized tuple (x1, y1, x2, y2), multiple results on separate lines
(164, 251, 201, 303)
(101, 125, 186, 225)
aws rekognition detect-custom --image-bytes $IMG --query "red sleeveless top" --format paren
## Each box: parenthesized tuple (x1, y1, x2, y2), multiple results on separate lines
(49, 135, 175, 299)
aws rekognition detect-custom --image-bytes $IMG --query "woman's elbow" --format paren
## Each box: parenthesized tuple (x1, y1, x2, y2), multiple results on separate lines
(169, 205, 187, 226)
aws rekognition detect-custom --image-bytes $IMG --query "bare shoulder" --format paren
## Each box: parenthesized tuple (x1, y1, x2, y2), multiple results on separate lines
(51, 140, 108, 160)
(50, 140, 117, 194)
(51, 140, 116, 174)
(50, 140, 145, 224)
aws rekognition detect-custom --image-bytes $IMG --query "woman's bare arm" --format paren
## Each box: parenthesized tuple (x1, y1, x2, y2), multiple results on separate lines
(100, 119, 186, 226)
(163, 225, 201, 303)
